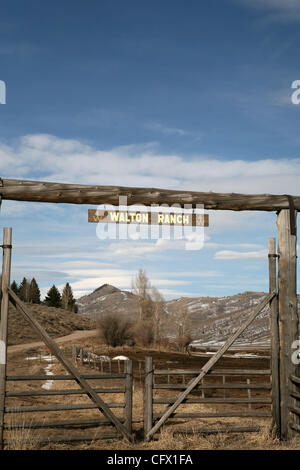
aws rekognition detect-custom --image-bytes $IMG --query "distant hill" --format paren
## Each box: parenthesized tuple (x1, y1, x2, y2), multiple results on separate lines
(7, 302, 94, 346)
(76, 284, 282, 346)
(11, 285, 298, 348)
(76, 283, 138, 319)
(165, 291, 271, 346)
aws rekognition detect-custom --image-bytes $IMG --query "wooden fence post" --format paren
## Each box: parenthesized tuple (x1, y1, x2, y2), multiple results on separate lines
(268, 237, 280, 436)
(247, 379, 251, 410)
(72, 346, 77, 362)
(0, 228, 12, 450)
(277, 209, 298, 440)
(124, 360, 133, 434)
(144, 357, 153, 438)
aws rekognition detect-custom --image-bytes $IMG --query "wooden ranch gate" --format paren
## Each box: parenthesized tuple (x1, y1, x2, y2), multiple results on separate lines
(0, 178, 299, 442)
(144, 290, 275, 440)
(144, 358, 272, 438)
(0, 229, 134, 448)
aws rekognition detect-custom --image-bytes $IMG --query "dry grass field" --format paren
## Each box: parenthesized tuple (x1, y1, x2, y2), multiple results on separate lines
(4, 333, 300, 451)
(3, 302, 300, 450)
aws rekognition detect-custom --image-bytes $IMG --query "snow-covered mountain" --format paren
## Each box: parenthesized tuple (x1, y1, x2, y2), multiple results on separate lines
(76, 285, 299, 346)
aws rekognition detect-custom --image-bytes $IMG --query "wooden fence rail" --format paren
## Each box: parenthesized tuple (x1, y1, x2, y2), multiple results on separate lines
(4, 359, 133, 445)
(144, 357, 272, 438)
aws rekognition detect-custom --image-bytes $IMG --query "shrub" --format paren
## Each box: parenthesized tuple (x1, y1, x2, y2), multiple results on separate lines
(132, 320, 154, 347)
(97, 313, 134, 347)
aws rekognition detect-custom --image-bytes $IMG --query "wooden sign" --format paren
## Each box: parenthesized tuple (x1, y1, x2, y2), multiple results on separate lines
(88, 209, 209, 227)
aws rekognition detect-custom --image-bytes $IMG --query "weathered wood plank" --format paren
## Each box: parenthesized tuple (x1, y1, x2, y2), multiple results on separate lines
(277, 210, 298, 440)
(268, 237, 280, 437)
(289, 421, 300, 433)
(124, 360, 133, 434)
(4, 417, 143, 430)
(6, 373, 125, 380)
(144, 357, 153, 438)
(154, 383, 272, 390)
(153, 411, 272, 419)
(6, 387, 125, 397)
(3, 432, 121, 445)
(5, 402, 125, 413)
(172, 426, 261, 435)
(153, 397, 272, 404)
(154, 369, 271, 375)
(289, 406, 300, 416)
(289, 390, 300, 401)
(0, 228, 12, 450)
(1, 178, 300, 211)
(290, 374, 300, 386)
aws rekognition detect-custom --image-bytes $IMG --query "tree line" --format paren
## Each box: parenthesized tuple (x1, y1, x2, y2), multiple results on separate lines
(10, 278, 78, 312)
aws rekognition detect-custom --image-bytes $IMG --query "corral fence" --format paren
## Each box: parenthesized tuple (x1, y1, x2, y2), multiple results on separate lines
(0, 228, 282, 447)
(4, 361, 133, 447)
(72, 346, 129, 374)
(0, 228, 135, 448)
(0, 178, 299, 442)
(289, 374, 300, 434)
(144, 357, 271, 437)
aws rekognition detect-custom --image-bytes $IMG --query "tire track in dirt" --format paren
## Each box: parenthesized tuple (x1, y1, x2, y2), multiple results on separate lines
(7, 329, 98, 355)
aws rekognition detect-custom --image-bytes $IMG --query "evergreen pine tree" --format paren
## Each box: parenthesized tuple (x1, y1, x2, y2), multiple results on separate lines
(44, 285, 61, 308)
(19, 277, 30, 302)
(10, 280, 19, 296)
(29, 278, 41, 304)
(61, 282, 76, 311)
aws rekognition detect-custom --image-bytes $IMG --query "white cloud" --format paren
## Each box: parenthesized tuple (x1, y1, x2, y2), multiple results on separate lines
(56, 272, 190, 299)
(1, 133, 300, 197)
(238, 0, 300, 22)
(1, 133, 295, 240)
(214, 249, 268, 260)
(144, 122, 195, 137)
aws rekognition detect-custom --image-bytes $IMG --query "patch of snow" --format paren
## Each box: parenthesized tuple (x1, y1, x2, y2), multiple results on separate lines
(42, 363, 54, 390)
(112, 355, 129, 360)
(99, 355, 111, 361)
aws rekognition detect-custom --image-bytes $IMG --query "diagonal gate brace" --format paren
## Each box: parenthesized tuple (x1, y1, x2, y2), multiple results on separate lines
(8, 288, 134, 443)
(146, 291, 276, 441)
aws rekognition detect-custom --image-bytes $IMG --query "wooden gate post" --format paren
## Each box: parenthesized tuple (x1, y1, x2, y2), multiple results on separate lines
(0, 228, 12, 450)
(144, 357, 153, 438)
(124, 360, 133, 434)
(277, 209, 298, 440)
(268, 237, 280, 436)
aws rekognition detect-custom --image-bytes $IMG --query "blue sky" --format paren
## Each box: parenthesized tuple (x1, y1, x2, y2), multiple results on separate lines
(0, 0, 299, 300)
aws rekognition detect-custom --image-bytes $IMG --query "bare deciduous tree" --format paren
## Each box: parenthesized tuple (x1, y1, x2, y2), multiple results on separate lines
(131, 269, 167, 348)
(151, 287, 166, 350)
(170, 303, 192, 352)
(131, 268, 153, 321)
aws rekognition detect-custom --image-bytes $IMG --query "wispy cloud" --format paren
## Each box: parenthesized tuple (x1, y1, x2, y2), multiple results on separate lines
(214, 249, 267, 260)
(238, 0, 300, 23)
(144, 122, 195, 137)
(0, 42, 39, 57)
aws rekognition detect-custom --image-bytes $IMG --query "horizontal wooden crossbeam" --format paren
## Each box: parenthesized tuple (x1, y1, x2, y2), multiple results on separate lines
(1, 178, 300, 211)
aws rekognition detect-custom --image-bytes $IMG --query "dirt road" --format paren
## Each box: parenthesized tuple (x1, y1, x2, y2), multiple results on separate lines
(7, 329, 98, 355)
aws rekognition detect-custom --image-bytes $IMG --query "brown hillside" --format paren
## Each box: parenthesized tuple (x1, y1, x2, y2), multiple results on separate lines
(7, 302, 94, 346)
